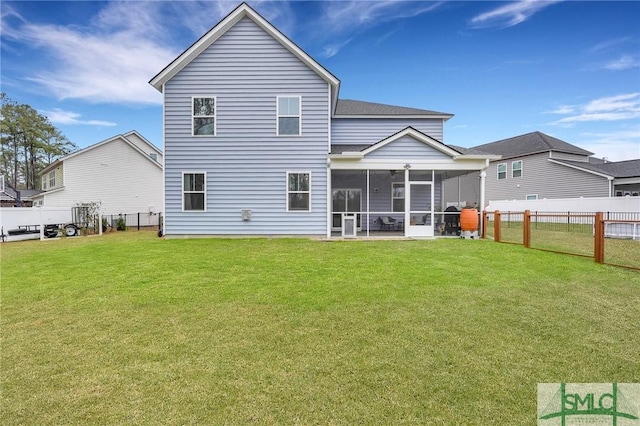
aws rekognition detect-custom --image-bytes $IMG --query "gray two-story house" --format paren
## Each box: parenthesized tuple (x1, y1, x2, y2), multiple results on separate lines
(443, 131, 640, 205)
(150, 2, 496, 238)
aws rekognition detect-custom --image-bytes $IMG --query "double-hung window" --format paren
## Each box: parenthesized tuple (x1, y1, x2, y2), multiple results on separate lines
(512, 160, 523, 178)
(49, 171, 56, 188)
(392, 183, 405, 212)
(287, 172, 310, 211)
(497, 163, 507, 180)
(277, 96, 301, 136)
(183, 172, 206, 211)
(192, 97, 216, 136)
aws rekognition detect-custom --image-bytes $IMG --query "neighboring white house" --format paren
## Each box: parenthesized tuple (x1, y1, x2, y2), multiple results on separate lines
(32, 131, 163, 215)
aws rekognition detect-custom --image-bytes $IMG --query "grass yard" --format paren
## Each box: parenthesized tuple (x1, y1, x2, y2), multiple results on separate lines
(2, 232, 639, 425)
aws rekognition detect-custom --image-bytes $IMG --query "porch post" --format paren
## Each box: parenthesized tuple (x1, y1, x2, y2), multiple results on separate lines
(404, 167, 410, 233)
(366, 169, 370, 237)
(326, 164, 332, 239)
(479, 170, 487, 236)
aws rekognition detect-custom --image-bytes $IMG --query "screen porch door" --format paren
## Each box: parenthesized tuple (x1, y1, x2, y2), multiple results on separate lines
(332, 189, 362, 230)
(406, 182, 434, 237)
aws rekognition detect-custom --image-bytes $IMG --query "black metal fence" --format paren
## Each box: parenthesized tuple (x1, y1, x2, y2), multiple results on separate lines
(102, 212, 162, 231)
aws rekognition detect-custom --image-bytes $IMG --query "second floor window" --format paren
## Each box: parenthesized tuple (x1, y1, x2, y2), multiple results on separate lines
(497, 163, 507, 180)
(512, 160, 523, 178)
(193, 97, 216, 136)
(49, 171, 56, 188)
(277, 96, 300, 136)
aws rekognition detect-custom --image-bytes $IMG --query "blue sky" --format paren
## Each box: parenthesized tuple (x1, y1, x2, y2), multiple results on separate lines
(1, 0, 639, 161)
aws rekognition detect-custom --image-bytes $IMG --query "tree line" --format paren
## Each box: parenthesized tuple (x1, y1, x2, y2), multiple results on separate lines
(0, 93, 77, 191)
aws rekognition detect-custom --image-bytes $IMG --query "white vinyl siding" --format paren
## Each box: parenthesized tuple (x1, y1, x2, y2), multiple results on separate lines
(277, 96, 301, 136)
(35, 138, 162, 215)
(183, 172, 206, 211)
(497, 163, 507, 180)
(512, 160, 523, 178)
(192, 97, 216, 136)
(332, 118, 444, 145)
(287, 172, 310, 212)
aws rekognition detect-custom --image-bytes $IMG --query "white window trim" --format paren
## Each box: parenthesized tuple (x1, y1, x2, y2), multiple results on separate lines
(526, 194, 538, 200)
(286, 171, 311, 212)
(391, 182, 405, 213)
(512, 160, 523, 178)
(182, 171, 207, 212)
(192, 96, 216, 137)
(49, 170, 56, 188)
(277, 95, 302, 136)
(497, 163, 507, 180)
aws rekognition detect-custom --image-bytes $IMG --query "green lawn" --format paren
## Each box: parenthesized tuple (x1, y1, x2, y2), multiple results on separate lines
(2, 232, 639, 425)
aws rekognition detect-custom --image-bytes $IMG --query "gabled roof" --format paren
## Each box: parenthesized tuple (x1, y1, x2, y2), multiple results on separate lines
(551, 158, 640, 179)
(335, 99, 453, 120)
(473, 131, 593, 160)
(40, 131, 162, 176)
(149, 2, 340, 94)
(0, 187, 42, 202)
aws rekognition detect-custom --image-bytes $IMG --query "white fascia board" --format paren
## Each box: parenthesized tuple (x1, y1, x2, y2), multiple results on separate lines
(36, 186, 65, 197)
(548, 158, 613, 180)
(453, 154, 502, 161)
(614, 177, 640, 185)
(333, 114, 454, 120)
(329, 153, 364, 160)
(123, 130, 163, 155)
(330, 158, 488, 170)
(150, 3, 340, 92)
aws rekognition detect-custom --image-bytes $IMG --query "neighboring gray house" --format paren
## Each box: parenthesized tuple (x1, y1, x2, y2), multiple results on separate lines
(150, 2, 496, 238)
(443, 131, 640, 205)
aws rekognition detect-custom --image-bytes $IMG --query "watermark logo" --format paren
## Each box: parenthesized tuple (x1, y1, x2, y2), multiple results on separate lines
(538, 383, 640, 425)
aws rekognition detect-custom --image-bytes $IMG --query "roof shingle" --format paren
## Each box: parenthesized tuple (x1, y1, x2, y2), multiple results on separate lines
(472, 131, 593, 159)
(335, 99, 452, 117)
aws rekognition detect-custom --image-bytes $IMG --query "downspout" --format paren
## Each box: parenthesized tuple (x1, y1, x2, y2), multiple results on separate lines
(608, 177, 613, 197)
(326, 83, 332, 239)
(479, 160, 488, 236)
(326, 159, 332, 239)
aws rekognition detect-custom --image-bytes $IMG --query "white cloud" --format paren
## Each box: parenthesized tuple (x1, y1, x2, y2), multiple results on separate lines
(550, 93, 640, 125)
(42, 108, 117, 127)
(603, 55, 640, 71)
(589, 37, 632, 53)
(578, 130, 640, 161)
(470, 1, 562, 29)
(3, 1, 179, 105)
(315, 1, 442, 57)
(547, 105, 576, 115)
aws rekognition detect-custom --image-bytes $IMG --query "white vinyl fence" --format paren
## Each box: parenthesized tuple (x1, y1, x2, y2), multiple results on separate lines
(486, 196, 640, 213)
(0, 207, 72, 241)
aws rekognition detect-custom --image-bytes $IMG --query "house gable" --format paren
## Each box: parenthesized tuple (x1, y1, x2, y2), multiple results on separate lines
(149, 2, 340, 98)
(41, 133, 163, 179)
(362, 128, 458, 160)
(36, 135, 163, 215)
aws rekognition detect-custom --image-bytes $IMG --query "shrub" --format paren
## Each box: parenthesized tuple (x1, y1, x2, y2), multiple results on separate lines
(115, 217, 126, 232)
